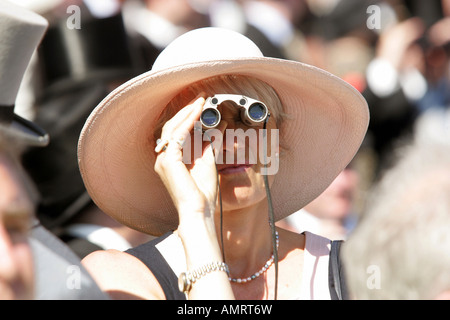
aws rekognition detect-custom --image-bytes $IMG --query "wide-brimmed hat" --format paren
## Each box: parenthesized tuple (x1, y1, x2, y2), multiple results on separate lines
(78, 27, 369, 236)
(0, 0, 49, 146)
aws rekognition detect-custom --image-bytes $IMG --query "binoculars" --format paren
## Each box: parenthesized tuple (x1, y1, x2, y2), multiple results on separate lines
(200, 94, 269, 129)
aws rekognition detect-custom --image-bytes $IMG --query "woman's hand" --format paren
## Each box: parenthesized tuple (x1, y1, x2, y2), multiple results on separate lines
(154, 95, 224, 224)
(154, 96, 234, 300)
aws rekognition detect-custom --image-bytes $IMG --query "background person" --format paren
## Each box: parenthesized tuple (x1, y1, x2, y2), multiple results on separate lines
(278, 165, 360, 240)
(0, 134, 36, 300)
(0, 0, 52, 300)
(21, 2, 153, 259)
(0, 0, 107, 300)
(342, 138, 450, 299)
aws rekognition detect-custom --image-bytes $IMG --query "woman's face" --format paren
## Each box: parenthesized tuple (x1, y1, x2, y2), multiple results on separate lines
(212, 103, 279, 211)
(160, 76, 283, 213)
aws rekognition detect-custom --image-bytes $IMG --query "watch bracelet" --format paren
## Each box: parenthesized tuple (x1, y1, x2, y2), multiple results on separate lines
(187, 261, 229, 284)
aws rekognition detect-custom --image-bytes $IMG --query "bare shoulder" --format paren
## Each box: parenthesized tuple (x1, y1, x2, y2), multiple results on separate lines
(277, 227, 305, 251)
(274, 228, 306, 270)
(82, 249, 165, 300)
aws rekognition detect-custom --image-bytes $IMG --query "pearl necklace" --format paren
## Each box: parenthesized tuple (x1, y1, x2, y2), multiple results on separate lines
(228, 231, 279, 284)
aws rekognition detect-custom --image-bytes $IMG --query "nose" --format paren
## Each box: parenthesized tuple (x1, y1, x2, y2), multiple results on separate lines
(0, 224, 20, 284)
(0, 221, 34, 300)
(0, 156, 34, 299)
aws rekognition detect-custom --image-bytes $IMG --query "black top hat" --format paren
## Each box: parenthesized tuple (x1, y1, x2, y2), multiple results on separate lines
(38, 12, 137, 94)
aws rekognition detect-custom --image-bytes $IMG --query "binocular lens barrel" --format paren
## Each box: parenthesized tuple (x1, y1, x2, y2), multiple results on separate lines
(201, 108, 220, 128)
(248, 103, 266, 121)
(200, 95, 268, 129)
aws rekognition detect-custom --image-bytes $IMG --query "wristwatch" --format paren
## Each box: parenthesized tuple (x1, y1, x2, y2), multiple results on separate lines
(178, 271, 193, 294)
(178, 261, 229, 294)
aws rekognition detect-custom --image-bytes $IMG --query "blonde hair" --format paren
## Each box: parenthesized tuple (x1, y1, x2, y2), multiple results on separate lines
(153, 74, 285, 140)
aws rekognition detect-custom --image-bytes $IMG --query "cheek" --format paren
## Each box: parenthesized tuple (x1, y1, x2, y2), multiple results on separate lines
(16, 245, 34, 299)
(2, 235, 34, 300)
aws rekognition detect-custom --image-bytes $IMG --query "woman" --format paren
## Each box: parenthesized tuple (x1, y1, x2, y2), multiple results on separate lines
(78, 27, 369, 300)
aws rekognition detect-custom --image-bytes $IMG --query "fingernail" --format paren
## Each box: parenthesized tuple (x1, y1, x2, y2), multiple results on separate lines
(195, 93, 205, 103)
(196, 96, 205, 103)
(188, 93, 205, 107)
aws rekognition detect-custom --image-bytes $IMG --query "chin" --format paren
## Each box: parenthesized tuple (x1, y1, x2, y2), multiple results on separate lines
(220, 186, 266, 211)
(218, 166, 273, 211)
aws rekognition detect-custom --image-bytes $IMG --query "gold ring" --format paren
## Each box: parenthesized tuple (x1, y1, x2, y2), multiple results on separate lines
(173, 138, 185, 148)
(155, 138, 169, 153)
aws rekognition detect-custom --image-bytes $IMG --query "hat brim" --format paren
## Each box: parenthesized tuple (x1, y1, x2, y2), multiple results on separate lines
(78, 57, 369, 236)
(1, 114, 49, 147)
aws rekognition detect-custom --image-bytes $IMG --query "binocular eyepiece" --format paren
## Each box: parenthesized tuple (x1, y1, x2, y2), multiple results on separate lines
(200, 94, 269, 129)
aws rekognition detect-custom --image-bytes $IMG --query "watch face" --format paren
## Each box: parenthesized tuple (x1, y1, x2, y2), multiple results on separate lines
(178, 273, 186, 293)
(178, 272, 191, 293)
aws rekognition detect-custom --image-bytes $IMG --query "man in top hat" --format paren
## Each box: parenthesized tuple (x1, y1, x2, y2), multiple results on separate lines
(21, 1, 153, 259)
(0, 0, 106, 299)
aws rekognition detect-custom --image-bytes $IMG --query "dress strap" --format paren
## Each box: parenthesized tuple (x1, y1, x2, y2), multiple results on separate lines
(126, 232, 186, 300)
(299, 231, 332, 300)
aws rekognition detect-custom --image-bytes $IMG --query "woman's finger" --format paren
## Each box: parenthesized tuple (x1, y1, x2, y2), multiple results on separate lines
(161, 95, 205, 138)
(155, 95, 204, 154)
(188, 121, 228, 211)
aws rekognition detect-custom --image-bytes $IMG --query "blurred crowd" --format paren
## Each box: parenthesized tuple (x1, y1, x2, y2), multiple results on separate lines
(2, 0, 450, 299)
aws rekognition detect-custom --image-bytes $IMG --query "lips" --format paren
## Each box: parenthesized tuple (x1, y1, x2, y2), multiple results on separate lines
(217, 163, 254, 175)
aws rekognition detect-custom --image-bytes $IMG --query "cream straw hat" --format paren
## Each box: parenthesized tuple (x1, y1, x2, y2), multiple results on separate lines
(0, 0, 49, 146)
(78, 27, 369, 236)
